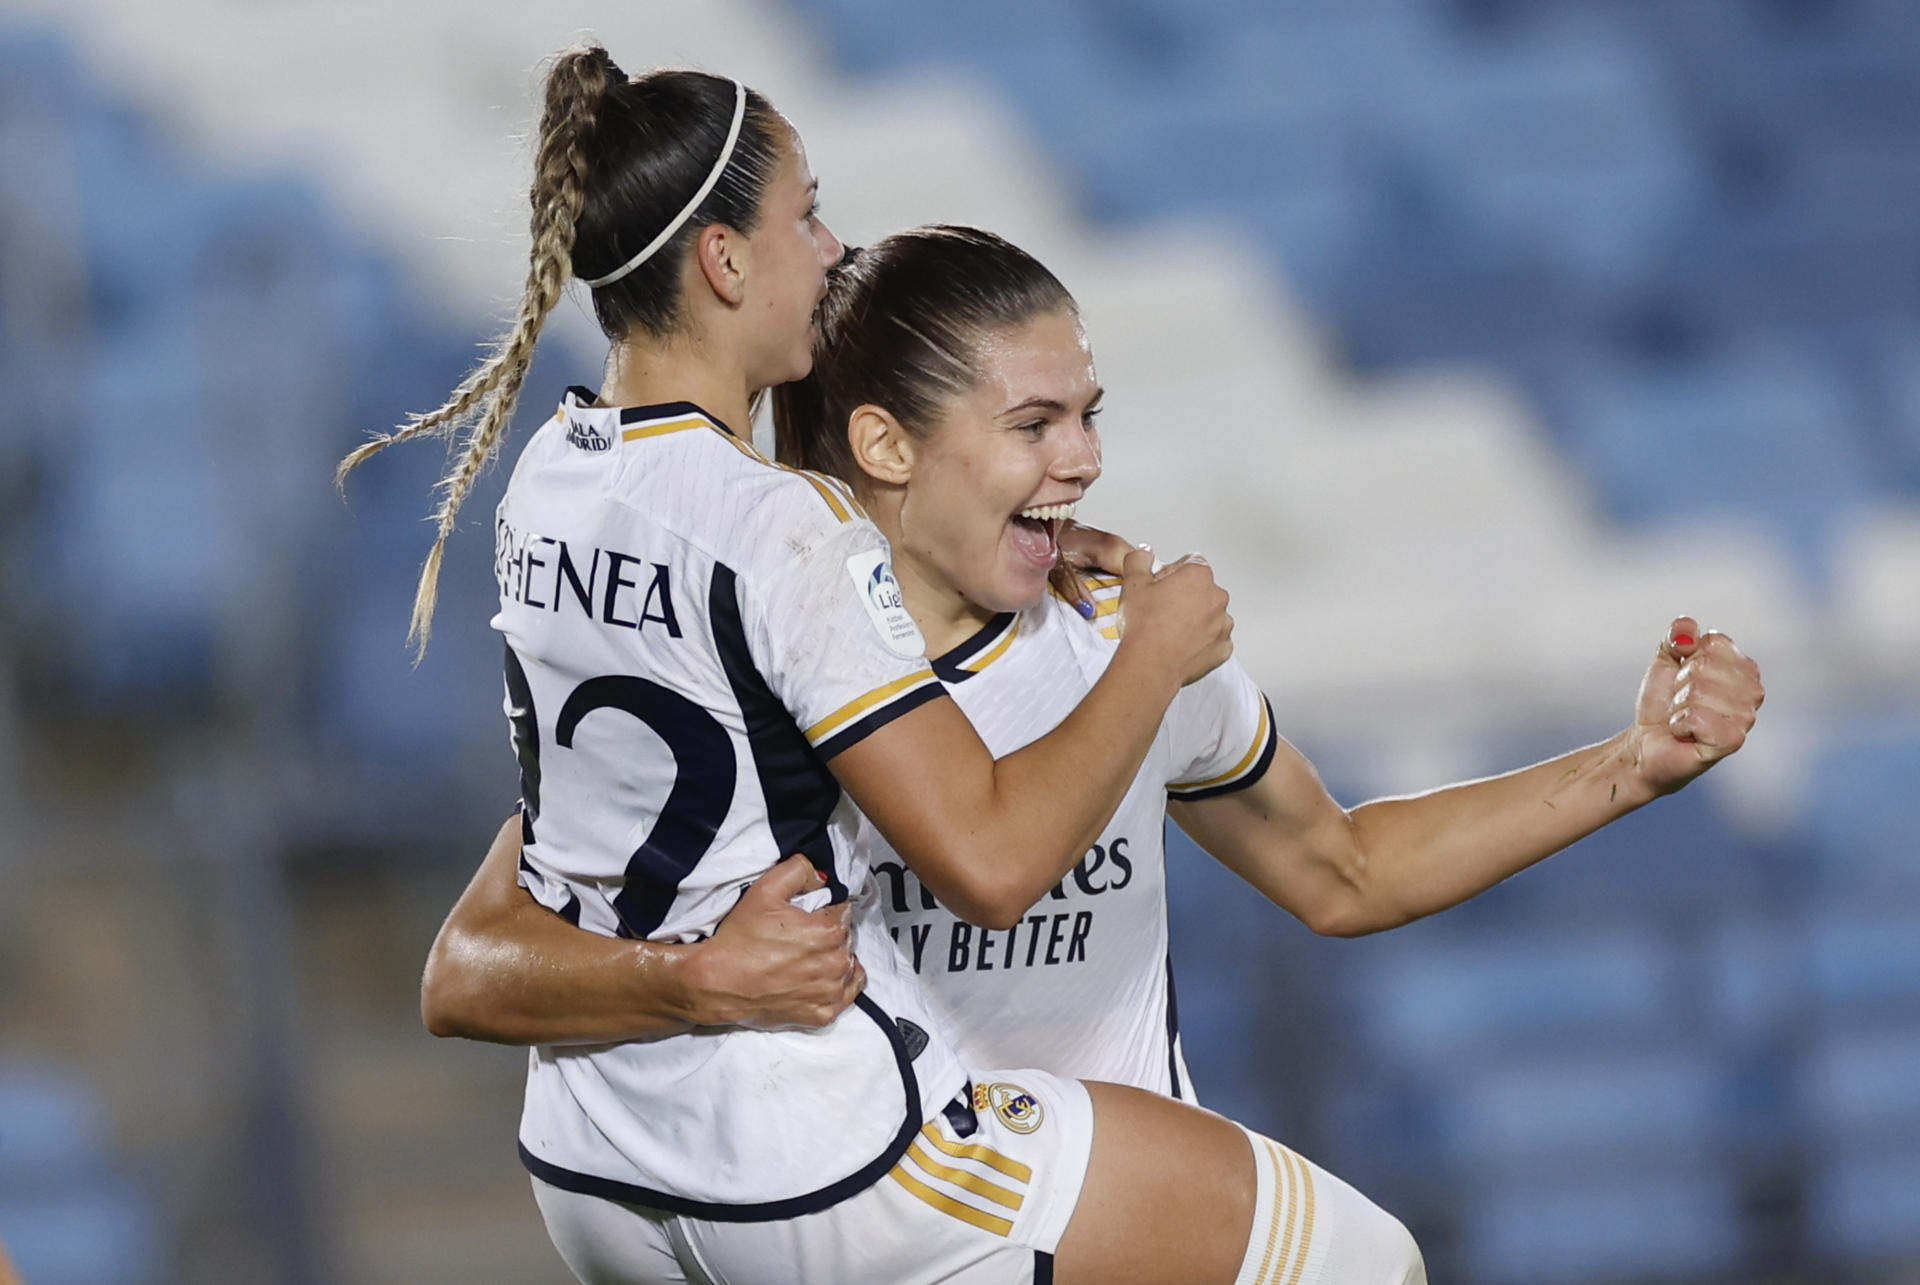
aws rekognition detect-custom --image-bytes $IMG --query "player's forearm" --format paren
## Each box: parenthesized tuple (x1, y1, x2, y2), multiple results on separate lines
(1336, 730, 1658, 933)
(421, 909, 698, 1045)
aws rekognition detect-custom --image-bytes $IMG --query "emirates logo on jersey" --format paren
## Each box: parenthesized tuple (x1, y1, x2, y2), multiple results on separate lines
(566, 419, 612, 452)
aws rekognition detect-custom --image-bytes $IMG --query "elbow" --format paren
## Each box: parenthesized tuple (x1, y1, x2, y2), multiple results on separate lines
(943, 886, 1031, 933)
(931, 866, 1034, 931)
(419, 943, 475, 1039)
(1300, 898, 1377, 939)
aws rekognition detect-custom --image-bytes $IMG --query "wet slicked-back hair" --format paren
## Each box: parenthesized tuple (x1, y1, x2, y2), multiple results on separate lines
(337, 44, 783, 652)
(771, 225, 1076, 481)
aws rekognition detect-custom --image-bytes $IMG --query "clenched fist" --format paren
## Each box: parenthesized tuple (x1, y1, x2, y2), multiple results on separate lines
(1631, 616, 1765, 795)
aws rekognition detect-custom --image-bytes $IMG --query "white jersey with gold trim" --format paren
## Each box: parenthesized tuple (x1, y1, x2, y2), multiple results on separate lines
(860, 574, 1277, 1100)
(497, 389, 968, 1218)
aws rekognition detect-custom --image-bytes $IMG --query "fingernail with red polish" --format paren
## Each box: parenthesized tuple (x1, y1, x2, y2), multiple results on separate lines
(1673, 634, 1695, 648)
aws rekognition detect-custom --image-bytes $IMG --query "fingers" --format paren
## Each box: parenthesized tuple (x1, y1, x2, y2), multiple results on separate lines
(1662, 621, 1763, 756)
(1058, 521, 1135, 576)
(741, 853, 825, 906)
(1120, 544, 1157, 585)
(1660, 615, 1702, 665)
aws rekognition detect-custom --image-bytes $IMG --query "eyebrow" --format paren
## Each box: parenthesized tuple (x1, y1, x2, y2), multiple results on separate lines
(998, 387, 1104, 418)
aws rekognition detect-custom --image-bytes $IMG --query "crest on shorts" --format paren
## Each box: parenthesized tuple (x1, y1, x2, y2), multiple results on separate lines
(975, 1081, 1044, 1134)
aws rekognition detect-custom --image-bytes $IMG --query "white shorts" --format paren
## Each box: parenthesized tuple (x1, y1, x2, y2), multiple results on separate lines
(532, 1069, 1094, 1285)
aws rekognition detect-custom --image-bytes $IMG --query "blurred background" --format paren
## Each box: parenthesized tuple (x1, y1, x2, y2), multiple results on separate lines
(1, 0, 1917, 1280)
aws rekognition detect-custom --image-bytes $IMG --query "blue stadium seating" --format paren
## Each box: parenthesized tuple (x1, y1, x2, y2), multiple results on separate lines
(1543, 337, 1881, 576)
(1456, 1171, 1745, 1284)
(0, 1066, 165, 1284)
(1805, 716, 1920, 893)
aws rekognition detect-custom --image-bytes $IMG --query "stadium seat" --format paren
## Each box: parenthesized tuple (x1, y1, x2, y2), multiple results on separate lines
(1806, 1146, 1920, 1263)
(1342, 928, 1680, 1066)
(0, 1065, 165, 1285)
(1806, 716, 1920, 892)
(1543, 337, 1881, 577)
(1456, 1169, 1745, 1285)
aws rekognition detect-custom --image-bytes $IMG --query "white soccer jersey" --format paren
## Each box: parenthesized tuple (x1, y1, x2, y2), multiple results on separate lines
(497, 390, 969, 1218)
(859, 574, 1276, 1101)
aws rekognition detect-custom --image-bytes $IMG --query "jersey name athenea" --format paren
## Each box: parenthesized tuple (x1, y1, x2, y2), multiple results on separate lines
(497, 390, 963, 1218)
(858, 577, 1277, 1102)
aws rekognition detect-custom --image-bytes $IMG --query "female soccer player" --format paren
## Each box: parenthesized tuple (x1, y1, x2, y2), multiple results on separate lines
(343, 41, 1422, 1285)
(419, 217, 1763, 1283)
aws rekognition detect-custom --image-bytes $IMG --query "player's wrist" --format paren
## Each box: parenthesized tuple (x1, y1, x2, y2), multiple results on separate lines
(1106, 629, 1184, 707)
(635, 939, 710, 1031)
(1611, 727, 1670, 805)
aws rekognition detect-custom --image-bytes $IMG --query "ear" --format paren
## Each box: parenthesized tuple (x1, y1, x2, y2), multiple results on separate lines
(692, 223, 747, 305)
(847, 404, 915, 486)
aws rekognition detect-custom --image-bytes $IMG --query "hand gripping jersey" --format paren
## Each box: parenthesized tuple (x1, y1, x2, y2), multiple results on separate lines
(498, 390, 968, 1217)
(859, 575, 1277, 1101)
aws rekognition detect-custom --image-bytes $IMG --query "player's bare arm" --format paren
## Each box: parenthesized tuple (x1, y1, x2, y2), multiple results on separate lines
(1172, 617, 1765, 937)
(832, 546, 1232, 930)
(422, 815, 864, 1045)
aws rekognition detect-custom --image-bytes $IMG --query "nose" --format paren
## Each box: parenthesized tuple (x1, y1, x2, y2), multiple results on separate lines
(1051, 418, 1102, 487)
(817, 217, 845, 269)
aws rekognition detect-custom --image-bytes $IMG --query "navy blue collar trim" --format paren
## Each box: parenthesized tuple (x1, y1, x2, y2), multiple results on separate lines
(563, 387, 738, 437)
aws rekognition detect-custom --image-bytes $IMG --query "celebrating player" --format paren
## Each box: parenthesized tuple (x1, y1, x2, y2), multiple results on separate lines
(343, 43, 1438, 1285)
(419, 217, 1763, 1281)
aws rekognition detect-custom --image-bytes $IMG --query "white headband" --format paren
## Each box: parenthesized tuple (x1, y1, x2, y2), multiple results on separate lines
(580, 78, 748, 290)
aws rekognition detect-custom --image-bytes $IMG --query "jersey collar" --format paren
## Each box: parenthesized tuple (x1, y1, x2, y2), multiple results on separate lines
(930, 612, 1019, 684)
(560, 387, 739, 438)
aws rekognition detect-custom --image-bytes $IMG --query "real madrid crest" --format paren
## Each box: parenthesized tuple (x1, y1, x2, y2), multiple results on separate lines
(975, 1081, 1044, 1134)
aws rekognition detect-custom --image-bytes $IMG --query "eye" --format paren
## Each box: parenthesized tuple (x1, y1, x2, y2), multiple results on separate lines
(1015, 419, 1047, 438)
(806, 199, 822, 223)
(1082, 407, 1104, 430)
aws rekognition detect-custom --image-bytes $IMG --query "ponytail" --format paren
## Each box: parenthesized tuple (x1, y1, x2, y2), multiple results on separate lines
(336, 43, 615, 654)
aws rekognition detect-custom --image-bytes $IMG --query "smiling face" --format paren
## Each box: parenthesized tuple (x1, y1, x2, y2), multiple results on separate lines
(888, 308, 1103, 625)
(737, 126, 844, 388)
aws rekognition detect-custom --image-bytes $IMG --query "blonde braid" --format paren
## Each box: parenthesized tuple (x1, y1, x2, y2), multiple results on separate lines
(337, 44, 613, 655)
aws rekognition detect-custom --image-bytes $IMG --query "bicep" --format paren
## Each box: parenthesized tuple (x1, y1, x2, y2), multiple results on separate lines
(1168, 737, 1359, 923)
(827, 692, 995, 878)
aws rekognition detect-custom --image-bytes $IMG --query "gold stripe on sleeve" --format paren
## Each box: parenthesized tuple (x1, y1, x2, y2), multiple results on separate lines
(887, 1165, 1014, 1237)
(903, 1142, 1025, 1210)
(816, 471, 870, 520)
(1170, 699, 1271, 793)
(803, 671, 938, 745)
(620, 416, 711, 442)
(790, 469, 854, 523)
(1091, 595, 1122, 619)
(916, 1123, 1034, 1183)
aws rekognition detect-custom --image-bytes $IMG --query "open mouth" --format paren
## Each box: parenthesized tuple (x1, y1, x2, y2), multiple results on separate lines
(1008, 502, 1076, 567)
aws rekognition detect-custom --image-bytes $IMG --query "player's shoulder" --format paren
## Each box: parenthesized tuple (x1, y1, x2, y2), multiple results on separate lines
(588, 396, 876, 560)
(1051, 571, 1125, 644)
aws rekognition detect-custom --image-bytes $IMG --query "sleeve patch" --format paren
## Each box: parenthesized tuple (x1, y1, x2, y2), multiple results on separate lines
(843, 548, 927, 658)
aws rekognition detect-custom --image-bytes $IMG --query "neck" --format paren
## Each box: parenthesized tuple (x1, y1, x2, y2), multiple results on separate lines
(600, 334, 754, 435)
(866, 490, 998, 658)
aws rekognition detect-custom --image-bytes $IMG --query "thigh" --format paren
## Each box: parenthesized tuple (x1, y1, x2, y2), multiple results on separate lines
(1053, 1081, 1256, 1285)
(1054, 1088, 1424, 1285)
(531, 1177, 692, 1285)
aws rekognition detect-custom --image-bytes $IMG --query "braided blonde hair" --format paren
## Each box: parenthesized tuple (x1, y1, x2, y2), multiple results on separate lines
(336, 44, 615, 654)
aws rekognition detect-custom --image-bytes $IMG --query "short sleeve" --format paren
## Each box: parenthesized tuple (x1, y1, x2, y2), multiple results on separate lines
(745, 514, 945, 759)
(1164, 656, 1278, 800)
